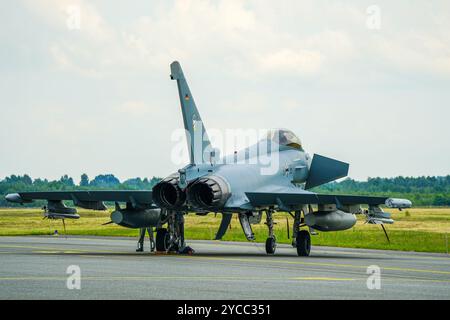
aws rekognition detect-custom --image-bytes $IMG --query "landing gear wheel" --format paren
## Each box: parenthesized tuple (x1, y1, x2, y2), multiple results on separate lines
(156, 228, 170, 252)
(296, 230, 311, 257)
(265, 237, 276, 255)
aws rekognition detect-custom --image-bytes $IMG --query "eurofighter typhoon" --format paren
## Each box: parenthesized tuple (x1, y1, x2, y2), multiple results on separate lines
(5, 62, 412, 256)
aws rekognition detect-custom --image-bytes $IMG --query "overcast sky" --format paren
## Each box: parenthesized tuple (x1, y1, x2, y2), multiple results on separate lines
(1, 0, 449, 182)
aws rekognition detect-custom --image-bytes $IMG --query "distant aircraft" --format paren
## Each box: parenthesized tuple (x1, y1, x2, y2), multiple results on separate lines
(5, 62, 412, 256)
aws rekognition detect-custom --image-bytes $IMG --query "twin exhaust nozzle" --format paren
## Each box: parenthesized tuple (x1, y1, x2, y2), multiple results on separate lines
(153, 174, 230, 210)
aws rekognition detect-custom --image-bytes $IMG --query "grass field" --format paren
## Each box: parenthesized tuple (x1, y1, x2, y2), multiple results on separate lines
(0, 208, 449, 253)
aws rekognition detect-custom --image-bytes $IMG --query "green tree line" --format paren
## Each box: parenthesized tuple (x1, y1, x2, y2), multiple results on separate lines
(313, 176, 450, 206)
(0, 174, 162, 208)
(0, 174, 449, 207)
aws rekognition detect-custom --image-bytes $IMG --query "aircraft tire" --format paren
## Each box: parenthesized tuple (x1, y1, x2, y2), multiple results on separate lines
(265, 237, 276, 254)
(296, 230, 311, 257)
(156, 228, 169, 251)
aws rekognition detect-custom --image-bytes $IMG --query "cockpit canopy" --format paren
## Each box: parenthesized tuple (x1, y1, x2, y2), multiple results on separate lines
(266, 129, 303, 151)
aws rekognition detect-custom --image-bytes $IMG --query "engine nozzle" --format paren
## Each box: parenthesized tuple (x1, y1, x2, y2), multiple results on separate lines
(152, 174, 186, 209)
(187, 176, 230, 210)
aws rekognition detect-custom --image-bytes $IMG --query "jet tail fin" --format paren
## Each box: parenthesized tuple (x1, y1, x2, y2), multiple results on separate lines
(305, 154, 349, 189)
(170, 61, 212, 165)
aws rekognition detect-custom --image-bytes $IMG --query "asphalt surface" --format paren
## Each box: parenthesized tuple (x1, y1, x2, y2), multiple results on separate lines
(0, 236, 449, 300)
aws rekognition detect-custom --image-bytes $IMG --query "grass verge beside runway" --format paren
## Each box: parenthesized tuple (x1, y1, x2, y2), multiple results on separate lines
(0, 208, 449, 253)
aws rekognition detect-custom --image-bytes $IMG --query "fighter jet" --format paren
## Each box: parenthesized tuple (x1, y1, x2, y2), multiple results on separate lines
(5, 61, 412, 256)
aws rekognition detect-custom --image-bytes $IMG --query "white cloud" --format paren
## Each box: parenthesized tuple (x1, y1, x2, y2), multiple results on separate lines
(117, 101, 153, 116)
(256, 49, 323, 74)
(2, 0, 449, 180)
(371, 32, 450, 76)
(49, 43, 101, 77)
(22, 0, 450, 79)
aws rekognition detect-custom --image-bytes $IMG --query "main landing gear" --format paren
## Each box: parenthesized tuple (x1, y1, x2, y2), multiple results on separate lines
(155, 228, 170, 252)
(263, 208, 312, 256)
(292, 207, 311, 257)
(155, 211, 194, 255)
(296, 230, 311, 257)
(265, 206, 311, 257)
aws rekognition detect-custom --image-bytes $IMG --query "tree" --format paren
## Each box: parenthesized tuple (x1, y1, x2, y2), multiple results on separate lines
(80, 174, 89, 187)
(89, 174, 120, 187)
(2, 174, 448, 207)
(22, 174, 33, 185)
(59, 175, 74, 186)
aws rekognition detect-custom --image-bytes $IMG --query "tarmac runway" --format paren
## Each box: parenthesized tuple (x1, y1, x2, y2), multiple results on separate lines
(0, 236, 449, 300)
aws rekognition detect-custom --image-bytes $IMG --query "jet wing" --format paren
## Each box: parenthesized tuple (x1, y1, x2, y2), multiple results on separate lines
(5, 190, 154, 207)
(245, 190, 387, 209)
